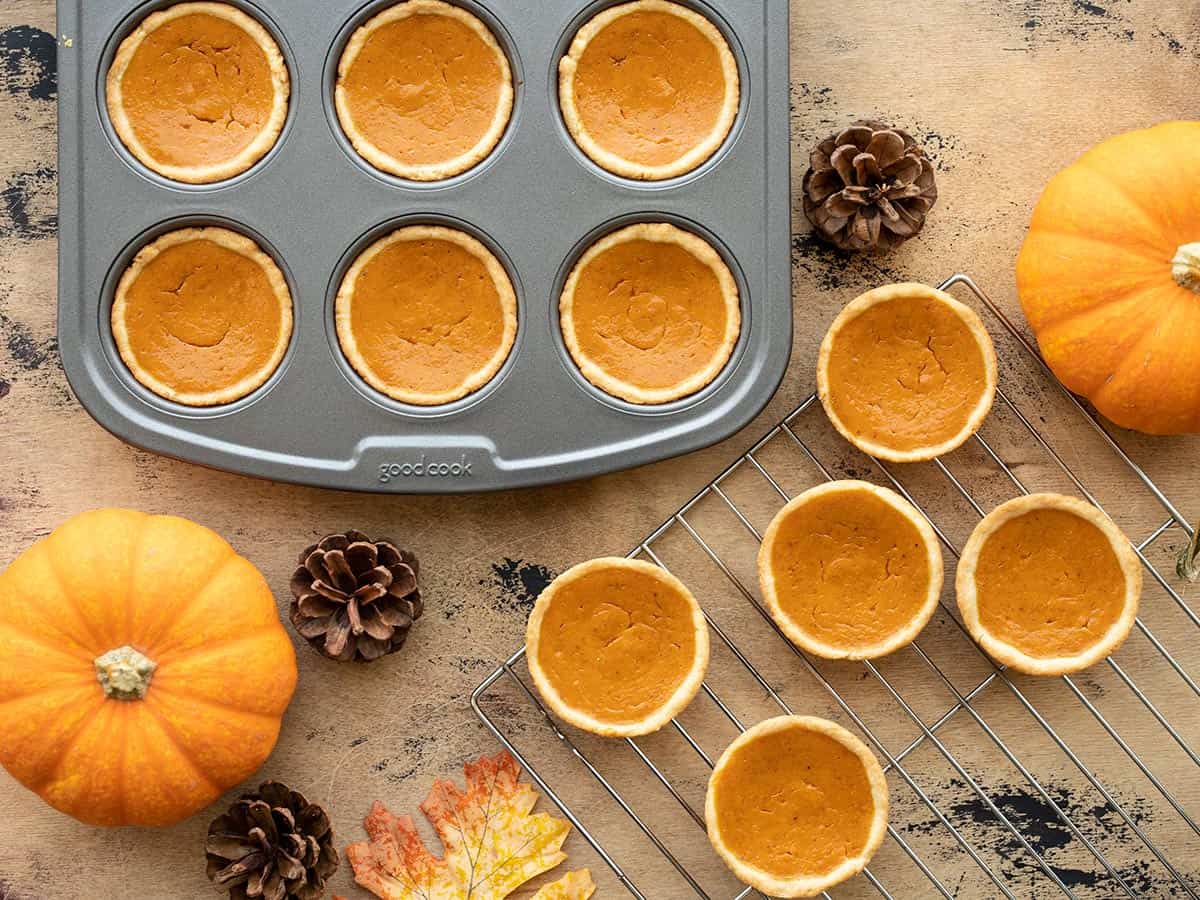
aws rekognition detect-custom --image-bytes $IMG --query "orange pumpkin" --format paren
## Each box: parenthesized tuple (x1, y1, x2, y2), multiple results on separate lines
(0, 509, 297, 827)
(1016, 121, 1200, 434)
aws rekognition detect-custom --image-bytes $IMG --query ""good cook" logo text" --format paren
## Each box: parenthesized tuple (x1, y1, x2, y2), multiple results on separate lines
(378, 454, 474, 483)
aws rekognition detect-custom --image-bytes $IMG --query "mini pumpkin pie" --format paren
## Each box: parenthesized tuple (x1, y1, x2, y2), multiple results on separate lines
(707, 715, 889, 898)
(956, 493, 1141, 676)
(759, 481, 942, 660)
(559, 0, 739, 180)
(818, 283, 998, 462)
(106, 2, 289, 184)
(336, 225, 518, 405)
(525, 557, 709, 737)
(560, 223, 740, 404)
(112, 227, 292, 406)
(335, 0, 514, 180)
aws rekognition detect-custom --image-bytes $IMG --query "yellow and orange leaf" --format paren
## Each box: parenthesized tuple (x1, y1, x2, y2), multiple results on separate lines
(346, 751, 589, 900)
(532, 870, 596, 899)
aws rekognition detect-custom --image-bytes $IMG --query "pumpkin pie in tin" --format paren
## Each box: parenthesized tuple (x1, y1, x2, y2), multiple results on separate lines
(335, 0, 514, 181)
(112, 227, 293, 406)
(707, 715, 889, 898)
(106, 2, 289, 184)
(525, 557, 709, 737)
(559, 0, 739, 180)
(818, 282, 997, 462)
(559, 222, 740, 405)
(758, 480, 943, 660)
(335, 225, 518, 406)
(956, 493, 1140, 676)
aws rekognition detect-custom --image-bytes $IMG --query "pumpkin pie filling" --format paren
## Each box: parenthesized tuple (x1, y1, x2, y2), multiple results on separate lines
(526, 558, 709, 736)
(335, 0, 513, 180)
(819, 284, 997, 461)
(560, 223, 740, 404)
(559, 0, 739, 180)
(707, 716, 888, 897)
(336, 226, 517, 406)
(975, 509, 1125, 658)
(759, 482, 941, 659)
(112, 227, 292, 406)
(106, 3, 289, 183)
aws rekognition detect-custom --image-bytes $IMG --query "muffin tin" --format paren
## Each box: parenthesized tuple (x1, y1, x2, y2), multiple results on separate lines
(57, 0, 792, 492)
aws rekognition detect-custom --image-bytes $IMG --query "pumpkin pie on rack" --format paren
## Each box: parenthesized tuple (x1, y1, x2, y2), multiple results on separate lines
(525, 557, 709, 737)
(706, 715, 889, 898)
(335, 0, 514, 180)
(559, 222, 740, 404)
(818, 282, 997, 462)
(559, 0, 739, 180)
(106, 2, 289, 184)
(956, 493, 1141, 676)
(335, 225, 518, 406)
(112, 227, 292, 406)
(758, 480, 943, 660)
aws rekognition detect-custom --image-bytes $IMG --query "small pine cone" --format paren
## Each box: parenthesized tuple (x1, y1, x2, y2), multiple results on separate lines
(205, 782, 339, 900)
(802, 120, 938, 253)
(289, 530, 423, 663)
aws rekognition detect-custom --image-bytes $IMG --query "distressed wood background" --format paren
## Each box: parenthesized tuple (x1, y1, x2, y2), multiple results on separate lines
(1, 1, 1199, 897)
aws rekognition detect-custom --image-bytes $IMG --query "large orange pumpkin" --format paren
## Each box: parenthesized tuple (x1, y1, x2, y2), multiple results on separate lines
(1016, 121, 1200, 434)
(0, 509, 298, 827)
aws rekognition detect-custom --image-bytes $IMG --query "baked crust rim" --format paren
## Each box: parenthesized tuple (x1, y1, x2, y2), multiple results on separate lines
(955, 492, 1141, 676)
(105, 2, 290, 184)
(111, 226, 294, 406)
(525, 557, 711, 738)
(817, 282, 998, 463)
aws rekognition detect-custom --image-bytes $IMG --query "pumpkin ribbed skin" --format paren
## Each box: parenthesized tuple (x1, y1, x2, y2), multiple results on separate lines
(1016, 121, 1200, 435)
(0, 509, 297, 827)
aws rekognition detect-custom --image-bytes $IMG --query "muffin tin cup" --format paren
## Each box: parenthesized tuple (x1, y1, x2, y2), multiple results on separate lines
(58, 0, 792, 493)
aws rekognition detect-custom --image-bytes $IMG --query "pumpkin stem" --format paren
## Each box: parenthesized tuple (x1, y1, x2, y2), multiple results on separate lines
(1173, 243, 1200, 293)
(1178, 525, 1200, 584)
(95, 645, 157, 700)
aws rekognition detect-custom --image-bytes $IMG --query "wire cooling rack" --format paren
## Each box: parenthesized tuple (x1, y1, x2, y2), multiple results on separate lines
(471, 275, 1199, 899)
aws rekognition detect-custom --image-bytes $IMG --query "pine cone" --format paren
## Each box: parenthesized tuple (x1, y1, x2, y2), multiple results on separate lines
(205, 782, 339, 900)
(802, 120, 938, 253)
(289, 530, 423, 663)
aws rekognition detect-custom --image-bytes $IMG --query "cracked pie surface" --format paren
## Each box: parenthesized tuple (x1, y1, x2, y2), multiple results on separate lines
(559, 0, 739, 180)
(818, 283, 997, 462)
(335, 225, 518, 406)
(525, 557, 709, 737)
(335, 0, 513, 181)
(112, 227, 293, 406)
(106, 2, 289, 183)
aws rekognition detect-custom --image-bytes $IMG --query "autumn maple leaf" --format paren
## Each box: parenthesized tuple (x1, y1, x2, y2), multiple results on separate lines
(345, 751, 594, 900)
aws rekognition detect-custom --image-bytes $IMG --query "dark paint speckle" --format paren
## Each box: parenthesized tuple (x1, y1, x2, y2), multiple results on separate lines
(483, 558, 556, 616)
(0, 313, 56, 371)
(0, 379, 9, 400)
(1, 168, 57, 242)
(0, 26, 56, 102)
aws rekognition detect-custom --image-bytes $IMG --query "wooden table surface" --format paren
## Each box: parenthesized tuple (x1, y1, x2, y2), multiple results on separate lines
(2, 1, 1198, 897)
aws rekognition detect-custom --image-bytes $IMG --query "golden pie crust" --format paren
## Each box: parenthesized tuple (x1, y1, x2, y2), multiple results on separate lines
(759, 480, 943, 660)
(957, 493, 1141, 675)
(335, 0, 514, 181)
(818, 283, 997, 462)
(560, 222, 740, 404)
(559, 0, 739, 180)
(706, 715, 889, 898)
(106, 2, 289, 184)
(112, 227, 293, 406)
(525, 557, 710, 737)
(335, 225, 518, 406)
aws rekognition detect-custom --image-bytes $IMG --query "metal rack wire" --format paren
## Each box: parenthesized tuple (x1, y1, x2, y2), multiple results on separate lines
(471, 275, 1198, 899)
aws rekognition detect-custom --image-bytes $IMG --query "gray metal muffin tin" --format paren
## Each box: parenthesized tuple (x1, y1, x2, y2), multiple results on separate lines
(57, 0, 792, 492)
